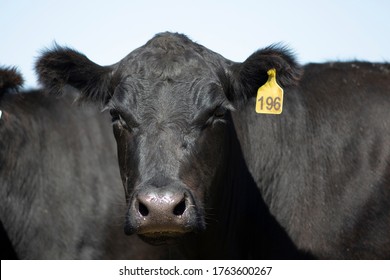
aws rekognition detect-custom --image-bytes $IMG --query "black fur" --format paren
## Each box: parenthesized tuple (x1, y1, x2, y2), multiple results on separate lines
(36, 45, 113, 104)
(0, 66, 23, 95)
(228, 44, 302, 105)
(0, 66, 23, 260)
(231, 61, 390, 259)
(0, 86, 171, 259)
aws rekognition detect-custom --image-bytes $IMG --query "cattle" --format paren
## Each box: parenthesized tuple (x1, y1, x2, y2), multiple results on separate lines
(35, 35, 273, 257)
(232, 61, 390, 259)
(34, 34, 310, 260)
(0, 67, 172, 259)
(1, 67, 306, 260)
(35, 32, 390, 259)
(0, 67, 22, 260)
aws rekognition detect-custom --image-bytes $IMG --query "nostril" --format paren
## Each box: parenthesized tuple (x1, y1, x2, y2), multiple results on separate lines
(138, 202, 149, 217)
(173, 199, 186, 216)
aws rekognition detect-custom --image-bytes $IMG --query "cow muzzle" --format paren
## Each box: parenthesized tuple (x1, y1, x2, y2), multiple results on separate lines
(125, 186, 202, 245)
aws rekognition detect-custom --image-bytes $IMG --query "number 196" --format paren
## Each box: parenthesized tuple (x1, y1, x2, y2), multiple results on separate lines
(258, 96, 281, 111)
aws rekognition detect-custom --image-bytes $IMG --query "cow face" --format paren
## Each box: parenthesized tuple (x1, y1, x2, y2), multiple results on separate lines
(36, 32, 301, 245)
(106, 45, 234, 244)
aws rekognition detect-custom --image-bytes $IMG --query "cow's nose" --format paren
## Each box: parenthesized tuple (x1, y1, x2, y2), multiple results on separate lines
(136, 190, 188, 219)
(125, 187, 196, 242)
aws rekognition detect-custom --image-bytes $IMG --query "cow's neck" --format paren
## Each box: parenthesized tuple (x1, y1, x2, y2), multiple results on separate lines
(184, 113, 299, 259)
(209, 116, 262, 258)
(231, 91, 312, 242)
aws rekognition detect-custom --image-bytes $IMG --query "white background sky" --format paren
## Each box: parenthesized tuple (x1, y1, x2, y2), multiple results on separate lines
(1, 0, 389, 88)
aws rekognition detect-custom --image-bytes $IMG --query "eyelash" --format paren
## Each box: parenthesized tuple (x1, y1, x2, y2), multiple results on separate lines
(203, 106, 227, 128)
(110, 109, 128, 129)
(213, 106, 227, 119)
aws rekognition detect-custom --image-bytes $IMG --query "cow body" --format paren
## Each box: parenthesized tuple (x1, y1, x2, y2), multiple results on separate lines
(233, 62, 390, 259)
(36, 32, 390, 259)
(0, 67, 22, 259)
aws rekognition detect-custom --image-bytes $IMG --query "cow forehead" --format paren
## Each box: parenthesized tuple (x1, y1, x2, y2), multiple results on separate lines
(117, 33, 220, 81)
(110, 76, 225, 122)
(109, 33, 229, 121)
(118, 50, 214, 82)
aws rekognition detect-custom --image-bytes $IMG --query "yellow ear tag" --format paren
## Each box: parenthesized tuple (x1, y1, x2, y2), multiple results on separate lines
(255, 69, 284, 114)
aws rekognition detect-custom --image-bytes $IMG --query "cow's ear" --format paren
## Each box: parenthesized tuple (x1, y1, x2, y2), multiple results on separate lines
(0, 66, 23, 94)
(35, 45, 114, 105)
(226, 44, 302, 105)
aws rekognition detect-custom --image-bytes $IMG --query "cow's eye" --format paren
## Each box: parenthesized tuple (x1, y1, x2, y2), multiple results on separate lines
(204, 106, 227, 128)
(110, 109, 119, 122)
(213, 106, 227, 119)
(193, 105, 228, 129)
(110, 109, 127, 129)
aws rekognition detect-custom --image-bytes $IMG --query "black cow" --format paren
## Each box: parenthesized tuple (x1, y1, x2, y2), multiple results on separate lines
(0, 67, 171, 259)
(232, 61, 390, 259)
(35, 32, 390, 259)
(0, 66, 22, 260)
(1, 67, 304, 259)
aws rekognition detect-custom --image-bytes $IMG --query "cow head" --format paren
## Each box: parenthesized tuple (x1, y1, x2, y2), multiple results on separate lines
(36, 32, 301, 245)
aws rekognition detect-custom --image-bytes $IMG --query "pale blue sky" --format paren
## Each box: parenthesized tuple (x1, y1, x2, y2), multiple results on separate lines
(1, 0, 389, 88)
